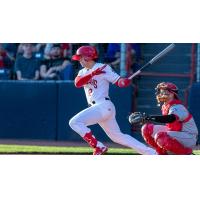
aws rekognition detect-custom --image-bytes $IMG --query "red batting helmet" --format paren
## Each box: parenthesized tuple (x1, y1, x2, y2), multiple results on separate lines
(72, 46, 98, 61)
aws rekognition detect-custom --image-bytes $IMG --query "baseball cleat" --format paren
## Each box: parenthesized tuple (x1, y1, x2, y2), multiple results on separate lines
(93, 146, 108, 155)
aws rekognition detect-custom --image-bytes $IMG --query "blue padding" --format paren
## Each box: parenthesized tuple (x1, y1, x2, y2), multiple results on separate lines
(57, 82, 87, 141)
(57, 83, 133, 142)
(188, 83, 200, 143)
(0, 81, 57, 139)
(0, 81, 134, 142)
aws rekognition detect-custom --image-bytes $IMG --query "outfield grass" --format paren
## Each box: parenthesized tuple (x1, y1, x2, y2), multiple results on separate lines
(0, 144, 199, 155)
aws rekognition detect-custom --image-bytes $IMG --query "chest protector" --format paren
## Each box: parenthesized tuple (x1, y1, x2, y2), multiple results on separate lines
(162, 100, 192, 131)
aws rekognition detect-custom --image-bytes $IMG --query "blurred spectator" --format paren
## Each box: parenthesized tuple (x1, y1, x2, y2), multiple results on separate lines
(14, 43, 40, 80)
(105, 43, 120, 62)
(2, 43, 18, 61)
(60, 43, 72, 58)
(40, 44, 74, 80)
(16, 43, 24, 55)
(17, 43, 45, 59)
(33, 43, 46, 59)
(0, 44, 15, 80)
(126, 43, 142, 75)
(44, 43, 72, 59)
(89, 43, 106, 62)
(43, 43, 53, 59)
(104, 43, 142, 74)
(104, 43, 121, 70)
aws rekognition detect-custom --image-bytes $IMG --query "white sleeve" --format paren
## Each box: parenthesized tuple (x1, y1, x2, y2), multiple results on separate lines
(169, 104, 189, 121)
(104, 65, 120, 84)
(77, 69, 84, 76)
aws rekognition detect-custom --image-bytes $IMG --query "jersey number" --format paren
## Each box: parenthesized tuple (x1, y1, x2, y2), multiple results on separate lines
(88, 88, 93, 96)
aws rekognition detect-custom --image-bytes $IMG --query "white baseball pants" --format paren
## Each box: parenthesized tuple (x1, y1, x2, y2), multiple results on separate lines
(69, 100, 156, 155)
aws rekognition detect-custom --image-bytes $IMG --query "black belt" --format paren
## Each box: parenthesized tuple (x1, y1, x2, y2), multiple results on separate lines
(88, 97, 110, 107)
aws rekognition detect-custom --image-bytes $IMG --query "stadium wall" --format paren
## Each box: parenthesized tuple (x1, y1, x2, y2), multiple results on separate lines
(188, 83, 200, 144)
(0, 81, 133, 142)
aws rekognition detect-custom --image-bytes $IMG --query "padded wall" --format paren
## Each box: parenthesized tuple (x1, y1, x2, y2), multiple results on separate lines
(0, 81, 133, 142)
(188, 83, 200, 143)
(0, 81, 57, 139)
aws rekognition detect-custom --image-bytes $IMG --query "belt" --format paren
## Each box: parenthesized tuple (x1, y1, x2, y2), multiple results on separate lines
(88, 97, 110, 107)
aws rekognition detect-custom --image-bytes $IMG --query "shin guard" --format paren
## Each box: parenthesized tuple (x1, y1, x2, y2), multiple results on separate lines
(156, 132, 192, 155)
(141, 123, 167, 155)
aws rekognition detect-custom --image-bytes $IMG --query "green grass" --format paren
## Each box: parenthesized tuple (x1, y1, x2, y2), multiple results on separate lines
(0, 144, 199, 155)
(0, 144, 137, 155)
(193, 150, 200, 155)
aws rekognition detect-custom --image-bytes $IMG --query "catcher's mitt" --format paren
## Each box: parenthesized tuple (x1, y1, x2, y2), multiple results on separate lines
(128, 112, 148, 125)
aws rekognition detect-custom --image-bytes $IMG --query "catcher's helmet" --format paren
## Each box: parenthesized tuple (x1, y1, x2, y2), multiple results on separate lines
(72, 46, 98, 61)
(155, 82, 179, 104)
(155, 82, 178, 94)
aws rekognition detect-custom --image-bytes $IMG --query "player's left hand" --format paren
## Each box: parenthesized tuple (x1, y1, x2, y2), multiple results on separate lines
(128, 112, 148, 125)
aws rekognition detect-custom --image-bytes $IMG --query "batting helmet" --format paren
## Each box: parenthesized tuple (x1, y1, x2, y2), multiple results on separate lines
(72, 46, 98, 61)
(155, 82, 179, 104)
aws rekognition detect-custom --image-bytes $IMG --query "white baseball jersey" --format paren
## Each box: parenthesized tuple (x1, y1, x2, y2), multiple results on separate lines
(169, 104, 198, 135)
(77, 63, 120, 104)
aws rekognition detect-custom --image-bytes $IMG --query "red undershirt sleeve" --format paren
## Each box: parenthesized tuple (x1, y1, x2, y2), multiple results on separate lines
(74, 74, 92, 88)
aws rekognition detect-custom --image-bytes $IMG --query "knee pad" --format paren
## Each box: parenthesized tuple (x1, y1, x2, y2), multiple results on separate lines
(155, 132, 167, 143)
(140, 123, 167, 154)
(155, 132, 192, 155)
(141, 123, 154, 139)
(141, 123, 159, 149)
(155, 132, 169, 149)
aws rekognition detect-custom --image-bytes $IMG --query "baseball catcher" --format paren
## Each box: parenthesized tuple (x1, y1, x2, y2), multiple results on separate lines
(129, 82, 198, 155)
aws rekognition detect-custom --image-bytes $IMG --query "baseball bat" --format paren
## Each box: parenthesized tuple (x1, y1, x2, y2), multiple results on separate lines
(128, 43, 175, 80)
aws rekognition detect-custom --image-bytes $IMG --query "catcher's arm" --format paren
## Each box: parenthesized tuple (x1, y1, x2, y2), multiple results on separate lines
(147, 114, 176, 123)
(128, 112, 176, 125)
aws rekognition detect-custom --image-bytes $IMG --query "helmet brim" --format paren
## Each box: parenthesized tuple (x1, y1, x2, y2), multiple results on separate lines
(72, 55, 81, 61)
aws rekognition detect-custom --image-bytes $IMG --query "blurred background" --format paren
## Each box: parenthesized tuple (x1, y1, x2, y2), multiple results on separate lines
(0, 43, 199, 144)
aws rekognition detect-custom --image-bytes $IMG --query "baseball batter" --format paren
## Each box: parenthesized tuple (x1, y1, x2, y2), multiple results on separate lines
(69, 45, 156, 155)
(129, 82, 198, 154)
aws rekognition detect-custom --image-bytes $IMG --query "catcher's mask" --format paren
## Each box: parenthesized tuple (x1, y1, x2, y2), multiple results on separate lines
(155, 82, 179, 105)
